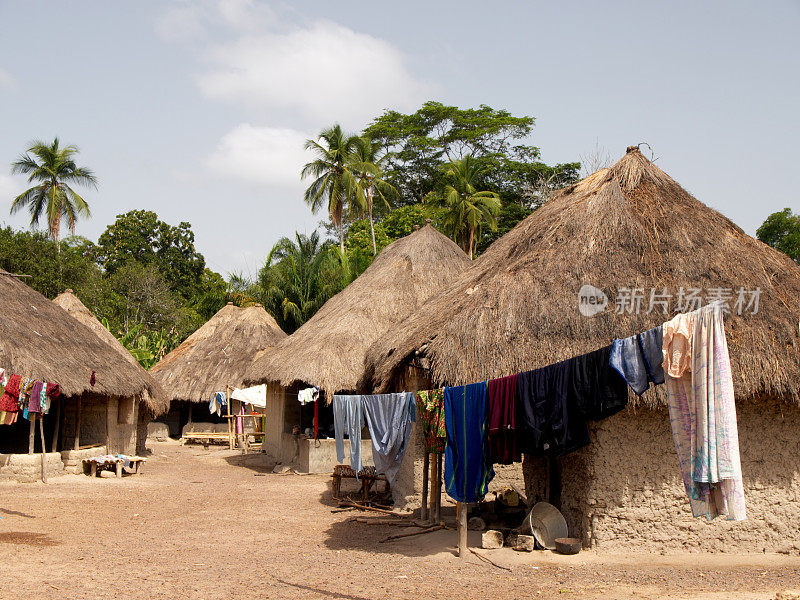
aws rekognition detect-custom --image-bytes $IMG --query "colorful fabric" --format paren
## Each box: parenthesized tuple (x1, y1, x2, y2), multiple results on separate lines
(415, 389, 446, 453)
(28, 381, 44, 413)
(362, 392, 416, 486)
(18, 378, 33, 411)
(664, 304, 745, 521)
(486, 374, 520, 464)
(444, 382, 494, 503)
(0, 374, 21, 412)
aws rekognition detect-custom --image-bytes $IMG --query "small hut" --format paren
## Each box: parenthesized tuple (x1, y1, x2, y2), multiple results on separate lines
(363, 146, 800, 553)
(0, 270, 164, 480)
(53, 290, 169, 454)
(150, 302, 287, 440)
(244, 223, 471, 485)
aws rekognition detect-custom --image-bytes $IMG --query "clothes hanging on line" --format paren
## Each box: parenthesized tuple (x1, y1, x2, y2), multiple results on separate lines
(209, 391, 227, 416)
(486, 374, 520, 464)
(362, 392, 416, 486)
(610, 325, 665, 395)
(664, 304, 745, 521)
(0, 374, 21, 413)
(570, 344, 629, 421)
(444, 382, 494, 503)
(298, 387, 319, 405)
(415, 388, 446, 454)
(231, 384, 267, 408)
(333, 395, 365, 474)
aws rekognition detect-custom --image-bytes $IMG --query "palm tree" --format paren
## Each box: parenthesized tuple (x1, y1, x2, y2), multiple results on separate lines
(258, 231, 351, 332)
(348, 136, 398, 255)
(427, 156, 501, 259)
(10, 138, 97, 249)
(302, 125, 358, 254)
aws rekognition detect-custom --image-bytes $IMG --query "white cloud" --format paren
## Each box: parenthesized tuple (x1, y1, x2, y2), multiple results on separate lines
(155, 0, 276, 42)
(197, 21, 430, 128)
(0, 67, 16, 90)
(154, 3, 207, 42)
(0, 174, 23, 202)
(204, 123, 312, 188)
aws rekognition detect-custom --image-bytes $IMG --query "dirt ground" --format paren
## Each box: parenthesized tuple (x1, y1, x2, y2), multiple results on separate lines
(0, 442, 798, 600)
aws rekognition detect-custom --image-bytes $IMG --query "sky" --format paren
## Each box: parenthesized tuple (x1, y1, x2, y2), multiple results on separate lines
(0, 0, 798, 277)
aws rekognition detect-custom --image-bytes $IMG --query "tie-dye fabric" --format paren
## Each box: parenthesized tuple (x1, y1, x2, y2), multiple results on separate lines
(663, 304, 746, 521)
(415, 389, 446, 454)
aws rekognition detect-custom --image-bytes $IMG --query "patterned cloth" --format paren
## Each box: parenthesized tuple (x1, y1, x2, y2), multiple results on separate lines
(415, 389, 446, 453)
(0, 374, 21, 412)
(664, 304, 746, 521)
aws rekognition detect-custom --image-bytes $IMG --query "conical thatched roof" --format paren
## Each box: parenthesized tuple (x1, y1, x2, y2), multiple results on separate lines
(0, 269, 164, 404)
(364, 146, 800, 404)
(53, 290, 169, 415)
(244, 224, 471, 395)
(151, 302, 287, 403)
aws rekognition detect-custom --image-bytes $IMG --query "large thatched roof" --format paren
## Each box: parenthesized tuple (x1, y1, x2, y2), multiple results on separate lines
(53, 290, 169, 415)
(364, 146, 800, 404)
(151, 303, 287, 403)
(244, 224, 471, 395)
(0, 269, 164, 405)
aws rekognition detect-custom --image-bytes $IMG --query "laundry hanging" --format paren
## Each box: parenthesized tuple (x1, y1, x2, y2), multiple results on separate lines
(415, 388, 446, 454)
(231, 384, 267, 409)
(333, 395, 365, 474)
(298, 387, 319, 405)
(362, 392, 416, 486)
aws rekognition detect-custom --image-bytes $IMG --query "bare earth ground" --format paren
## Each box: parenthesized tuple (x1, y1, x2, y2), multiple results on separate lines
(1, 442, 798, 600)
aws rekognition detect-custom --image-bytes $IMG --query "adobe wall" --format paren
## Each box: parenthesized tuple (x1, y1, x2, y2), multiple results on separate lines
(62, 394, 139, 455)
(549, 399, 800, 554)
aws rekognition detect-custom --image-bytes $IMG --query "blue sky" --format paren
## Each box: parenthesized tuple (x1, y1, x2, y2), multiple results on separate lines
(1, 1, 798, 277)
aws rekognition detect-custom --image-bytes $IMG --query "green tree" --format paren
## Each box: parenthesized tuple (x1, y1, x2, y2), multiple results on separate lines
(302, 125, 359, 254)
(757, 208, 800, 264)
(426, 156, 501, 259)
(97, 210, 206, 302)
(348, 135, 398, 255)
(10, 138, 97, 246)
(258, 231, 350, 332)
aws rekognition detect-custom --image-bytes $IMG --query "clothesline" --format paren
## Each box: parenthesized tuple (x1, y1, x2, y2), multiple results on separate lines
(0, 368, 60, 426)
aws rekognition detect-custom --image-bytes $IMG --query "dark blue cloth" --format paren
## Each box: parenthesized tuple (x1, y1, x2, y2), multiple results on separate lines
(570, 345, 629, 421)
(444, 382, 494, 503)
(638, 325, 665, 385)
(516, 359, 591, 457)
(610, 325, 665, 395)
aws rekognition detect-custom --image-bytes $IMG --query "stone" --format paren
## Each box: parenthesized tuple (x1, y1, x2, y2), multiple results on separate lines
(514, 535, 535, 552)
(468, 517, 486, 531)
(481, 530, 504, 549)
(147, 422, 170, 442)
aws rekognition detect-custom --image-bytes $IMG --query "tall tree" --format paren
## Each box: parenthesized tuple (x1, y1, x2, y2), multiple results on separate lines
(348, 135, 398, 255)
(757, 208, 800, 264)
(427, 156, 501, 259)
(302, 125, 358, 253)
(10, 138, 97, 247)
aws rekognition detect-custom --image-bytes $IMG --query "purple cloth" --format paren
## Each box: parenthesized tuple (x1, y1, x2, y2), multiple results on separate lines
(28, 381, 44, 413)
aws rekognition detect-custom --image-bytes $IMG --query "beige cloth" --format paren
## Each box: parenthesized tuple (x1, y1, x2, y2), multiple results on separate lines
(662, 311, 695, 378)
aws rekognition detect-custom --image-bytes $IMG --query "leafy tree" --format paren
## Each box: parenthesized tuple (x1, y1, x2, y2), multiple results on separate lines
(97, 210, 206, 301)
(258, 231, 351, 333)
(348, 136, 398, 255)
(302, 125, 359, 253)
(425, 156, 501, 259)
(757, 208, 800, 264)
(10, 138, 97, 246)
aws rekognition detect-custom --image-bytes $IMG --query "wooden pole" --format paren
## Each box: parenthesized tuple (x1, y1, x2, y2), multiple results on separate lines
(105, 400, 111, 454)
(226, 387, 233, 450)
(457, 501, 468, 558)
(28, 415, 35, 454)
(421, 452, 429, 522)
(38, 415, 47, 484)
(74, 397, 82, 450)
(50, 396, 60, 452)
(433, 452, 443, 523)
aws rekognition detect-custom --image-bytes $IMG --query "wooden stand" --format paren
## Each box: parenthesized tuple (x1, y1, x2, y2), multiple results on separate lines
(28, 417, 35, 454)
(421, 452, 429, 522)
(432, 453, 442, 523)
(457, 501, 468, 558)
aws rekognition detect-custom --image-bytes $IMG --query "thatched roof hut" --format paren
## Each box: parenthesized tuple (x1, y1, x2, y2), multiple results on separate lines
(0, 269, 163, 405)
(364, 146, 800, 404)
(53, 289, 169, 415)
(151, 302, 287, 403)
(244, 224, 471, 395)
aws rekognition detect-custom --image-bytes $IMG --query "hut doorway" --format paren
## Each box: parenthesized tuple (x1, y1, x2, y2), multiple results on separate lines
(0, 415, 57, 454)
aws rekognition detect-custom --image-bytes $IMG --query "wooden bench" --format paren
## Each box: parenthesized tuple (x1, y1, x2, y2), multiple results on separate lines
(331, 465, 389, 502)
(180, 432, 230, 448)
(84, 456, 146, 478)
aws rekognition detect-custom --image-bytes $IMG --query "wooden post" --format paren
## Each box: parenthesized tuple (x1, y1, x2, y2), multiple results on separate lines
(50, 396, 60, 452)
(433, 452, 443, 523)
(226, 387, 233, 450)
(105, 400, 112, 454)
(457, 502, 468, 558)
(28, 416, 35, 454)
(421, 452, 429, 522)
(38, 415, 48, 483)
(74, 397, 82, 450)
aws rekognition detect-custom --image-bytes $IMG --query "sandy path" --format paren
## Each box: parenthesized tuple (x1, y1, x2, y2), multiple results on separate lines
(0, 442, 798, 600)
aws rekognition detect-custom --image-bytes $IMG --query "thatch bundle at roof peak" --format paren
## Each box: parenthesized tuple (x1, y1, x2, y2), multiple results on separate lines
(150, 302, 287, 403)
(0, 270, 164, 407)
(53, 290, 169, 414)
(363, 147, 800, 404)
(244, 224, 471, 395)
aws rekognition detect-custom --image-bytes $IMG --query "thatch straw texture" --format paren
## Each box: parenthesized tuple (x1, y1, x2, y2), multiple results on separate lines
(53, 290, 169, 414)
(244, 224, 471, 395)
(151, 303, 287, 403)
(0, 269, 164, 405)
(364, 147, 800, 404)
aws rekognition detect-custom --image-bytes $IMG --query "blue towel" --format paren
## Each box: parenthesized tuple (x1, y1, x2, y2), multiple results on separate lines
(333, 395, 364, 473)
(610, 325, 665, 395)
(362, 392, 416, 486)
(444, 382, 494, 503)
